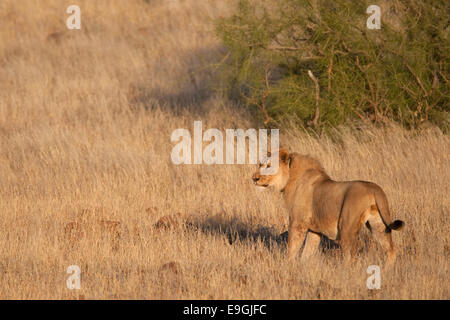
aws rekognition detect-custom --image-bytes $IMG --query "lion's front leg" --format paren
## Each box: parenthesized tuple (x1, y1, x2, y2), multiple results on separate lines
(287, 224, 307, 261)
(301, 231, 321, 260)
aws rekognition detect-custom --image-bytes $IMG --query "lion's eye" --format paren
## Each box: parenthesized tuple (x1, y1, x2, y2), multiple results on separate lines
(267, 163, 271, 168)
(259, 163, 263, 168)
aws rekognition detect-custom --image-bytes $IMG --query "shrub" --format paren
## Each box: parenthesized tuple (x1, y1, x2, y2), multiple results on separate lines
(215, 0, 449, 131)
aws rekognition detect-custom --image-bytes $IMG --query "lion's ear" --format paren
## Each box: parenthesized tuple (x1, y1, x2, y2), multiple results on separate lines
(279, 149, 290, 164)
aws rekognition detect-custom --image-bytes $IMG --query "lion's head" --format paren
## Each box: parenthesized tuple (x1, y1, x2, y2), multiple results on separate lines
(252, 148, 290, 191)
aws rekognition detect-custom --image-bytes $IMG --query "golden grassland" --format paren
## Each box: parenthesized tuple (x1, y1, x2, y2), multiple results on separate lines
(0, 0, 448, 299)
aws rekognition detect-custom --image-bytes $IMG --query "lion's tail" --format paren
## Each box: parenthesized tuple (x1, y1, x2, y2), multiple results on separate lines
(374, 187, 405, 233)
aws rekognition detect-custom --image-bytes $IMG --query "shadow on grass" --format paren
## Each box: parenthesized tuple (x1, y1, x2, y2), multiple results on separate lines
(127, 46, 226, 115)
(185, 214, 340, 254)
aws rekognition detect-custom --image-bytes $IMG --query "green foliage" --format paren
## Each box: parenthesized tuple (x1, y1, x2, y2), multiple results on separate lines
(215, 0, 449, 131)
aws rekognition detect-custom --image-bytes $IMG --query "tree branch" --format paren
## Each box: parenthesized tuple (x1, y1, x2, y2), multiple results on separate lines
(307, 70, 320, 127)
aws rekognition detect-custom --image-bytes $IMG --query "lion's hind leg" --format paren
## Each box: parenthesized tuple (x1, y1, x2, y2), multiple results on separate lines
(339, 231, 360, 263)
(338, 200, 366, 263)
(367, 209, 397, 266)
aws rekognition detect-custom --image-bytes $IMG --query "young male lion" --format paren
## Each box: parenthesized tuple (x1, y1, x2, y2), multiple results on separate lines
(252, 149, 404, 265)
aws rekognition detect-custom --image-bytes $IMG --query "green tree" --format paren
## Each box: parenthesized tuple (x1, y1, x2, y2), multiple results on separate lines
(216, 0, 449, 131)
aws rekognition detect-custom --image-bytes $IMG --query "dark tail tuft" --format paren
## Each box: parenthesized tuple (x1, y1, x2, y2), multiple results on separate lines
(385, 220, 405, 233)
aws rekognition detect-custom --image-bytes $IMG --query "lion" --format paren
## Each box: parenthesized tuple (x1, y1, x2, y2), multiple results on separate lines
(252, 148, 405, 265)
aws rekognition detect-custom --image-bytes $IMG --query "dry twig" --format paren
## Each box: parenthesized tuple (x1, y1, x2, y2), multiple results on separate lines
(307, 70, 320, 127)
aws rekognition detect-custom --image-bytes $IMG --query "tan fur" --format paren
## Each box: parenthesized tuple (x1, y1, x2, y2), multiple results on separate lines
(252, 149, 405, 265)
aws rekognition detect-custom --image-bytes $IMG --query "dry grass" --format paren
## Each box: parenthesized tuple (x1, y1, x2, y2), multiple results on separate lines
(0, 0, 448, 299)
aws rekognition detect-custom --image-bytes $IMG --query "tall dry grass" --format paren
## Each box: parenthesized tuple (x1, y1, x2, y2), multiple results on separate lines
(0, 0, 448, 299)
